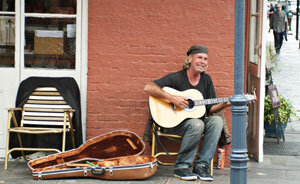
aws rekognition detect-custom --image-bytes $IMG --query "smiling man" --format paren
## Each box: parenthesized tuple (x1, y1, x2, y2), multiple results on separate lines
(144, 44, 231, 181)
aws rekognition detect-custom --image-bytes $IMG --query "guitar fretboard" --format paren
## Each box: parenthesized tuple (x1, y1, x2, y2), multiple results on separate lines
(194, 97, 229, 106)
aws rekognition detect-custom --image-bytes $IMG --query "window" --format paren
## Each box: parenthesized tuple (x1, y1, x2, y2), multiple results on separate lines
(24, 0, 77, 69)
(0, 0, 77, 69)
(248, 0, 259, 64)
(0, 0, 15, 67)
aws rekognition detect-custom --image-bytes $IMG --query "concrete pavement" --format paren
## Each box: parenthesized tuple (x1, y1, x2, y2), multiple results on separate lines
(2, 154, 300, 184)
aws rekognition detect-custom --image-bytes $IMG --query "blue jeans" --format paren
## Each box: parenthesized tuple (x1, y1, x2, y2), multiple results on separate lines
(163, 116, 223, 169)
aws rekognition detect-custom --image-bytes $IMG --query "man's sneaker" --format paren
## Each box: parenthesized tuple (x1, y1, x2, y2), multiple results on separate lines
(193, 165, 213, 181)
(173, 168, 198, 181)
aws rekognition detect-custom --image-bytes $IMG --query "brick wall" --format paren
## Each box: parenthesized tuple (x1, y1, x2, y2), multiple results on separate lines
(88, 0, 235, 166)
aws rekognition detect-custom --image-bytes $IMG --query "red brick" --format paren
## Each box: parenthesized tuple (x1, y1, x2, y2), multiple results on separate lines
(87, 0, 235, 167)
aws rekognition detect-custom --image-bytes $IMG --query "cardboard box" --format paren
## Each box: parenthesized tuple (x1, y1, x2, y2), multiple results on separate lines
(34, 30, 64, 55)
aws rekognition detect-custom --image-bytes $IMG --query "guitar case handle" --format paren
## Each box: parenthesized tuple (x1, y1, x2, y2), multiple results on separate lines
(91, 167, 105, 176)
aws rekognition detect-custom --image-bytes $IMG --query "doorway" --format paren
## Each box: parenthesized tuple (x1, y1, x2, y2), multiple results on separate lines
(246, 0, 266, 162)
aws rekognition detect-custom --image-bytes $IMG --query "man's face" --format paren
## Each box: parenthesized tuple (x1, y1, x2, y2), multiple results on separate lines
(275, 6, 280, 12)
(189, 53, 208, 73)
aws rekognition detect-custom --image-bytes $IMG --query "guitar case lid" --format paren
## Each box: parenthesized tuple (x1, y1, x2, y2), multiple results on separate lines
(28, 130, 157, 180)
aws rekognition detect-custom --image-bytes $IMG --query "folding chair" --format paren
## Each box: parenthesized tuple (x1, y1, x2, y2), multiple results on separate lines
(151, 123, 214, 175)
(5, 87, 75, 169)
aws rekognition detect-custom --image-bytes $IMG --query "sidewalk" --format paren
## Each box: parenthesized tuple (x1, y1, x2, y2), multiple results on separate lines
(2, 154, 300, 184)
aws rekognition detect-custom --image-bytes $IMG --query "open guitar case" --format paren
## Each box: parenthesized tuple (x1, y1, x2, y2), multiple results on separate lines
(28, 130, 157, 180)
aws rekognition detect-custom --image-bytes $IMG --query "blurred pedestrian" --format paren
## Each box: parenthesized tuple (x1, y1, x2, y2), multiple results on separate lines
(282, 5, 291, 41)
(268, 3, 276, 18)
(269, 4, 288, 54)
(268, 3, 277, 33)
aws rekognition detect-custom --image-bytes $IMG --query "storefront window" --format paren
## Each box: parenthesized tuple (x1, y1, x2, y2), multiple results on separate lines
(249, 0, 259, 64)
(0, 15, 15, 67)
(25, 0, 76, 14)
(1, 0, 77, 69)
(24, 0, 76, 69)
(0, 0, 15, 12)
(0, 0, 15, 67)
(24, 17, 76, 69)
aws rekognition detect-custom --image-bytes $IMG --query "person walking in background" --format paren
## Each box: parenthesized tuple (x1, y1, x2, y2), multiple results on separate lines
(281, 5, 291, 41)
(269, 4, 288, 54)
(268, 3, 276, 18)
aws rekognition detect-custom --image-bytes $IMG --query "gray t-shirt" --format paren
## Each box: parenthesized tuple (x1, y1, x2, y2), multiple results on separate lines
(270, 11, 287, 33)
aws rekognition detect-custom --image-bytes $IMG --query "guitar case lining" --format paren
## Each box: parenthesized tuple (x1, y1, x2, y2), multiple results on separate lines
(28, 130, 157, 180)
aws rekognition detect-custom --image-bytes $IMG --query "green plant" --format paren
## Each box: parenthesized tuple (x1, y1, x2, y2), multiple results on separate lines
(265, 44, 279, 86)
(264, 94, 299, 124)
(266, 43, 278, 72)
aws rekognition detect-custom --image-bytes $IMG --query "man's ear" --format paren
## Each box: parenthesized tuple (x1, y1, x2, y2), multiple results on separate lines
(188, 55, 192, 63)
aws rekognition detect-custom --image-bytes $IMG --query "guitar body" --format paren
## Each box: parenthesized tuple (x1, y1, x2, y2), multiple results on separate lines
(149, 87, 206, 128)
(149, 87, 255, 128)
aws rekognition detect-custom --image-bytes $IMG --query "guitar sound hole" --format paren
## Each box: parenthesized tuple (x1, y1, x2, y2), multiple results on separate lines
(187, 99, 194, 109)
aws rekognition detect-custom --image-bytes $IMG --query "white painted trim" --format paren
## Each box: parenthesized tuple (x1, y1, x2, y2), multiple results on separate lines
(0, 11, 16, 15)
(76, 0, 82, 80)
(80, 0, 88, 142)
(20, 0, 25, 72)
(24, 13, 77, 18)
(258, 0, 268, 163)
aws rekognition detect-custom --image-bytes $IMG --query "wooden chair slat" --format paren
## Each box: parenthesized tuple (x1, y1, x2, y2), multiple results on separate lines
(24, 104, 72, 109)
(9, 127, 68, 134)
(23, 111, 65, 117)
(31, 91, 61, 96)
(23, 116, 69, 121)
(34, 87, 58, 91)
(11, 127, 69, 131)
(22, 120, 70, 126)
(29, 96, 64, 100)
(23, 108, 74, 112)
(26, 100, 67, 105)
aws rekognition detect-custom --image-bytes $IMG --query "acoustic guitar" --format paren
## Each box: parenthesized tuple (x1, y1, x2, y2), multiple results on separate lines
(149, 87, 256, 128)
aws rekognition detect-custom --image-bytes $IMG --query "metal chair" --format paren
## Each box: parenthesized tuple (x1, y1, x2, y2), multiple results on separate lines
(4, 87, 75, 169)
(151, 123, 214, 175)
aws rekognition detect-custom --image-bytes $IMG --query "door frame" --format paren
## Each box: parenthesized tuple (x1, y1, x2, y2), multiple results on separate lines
(18, 0, 88, 141)
(259, 0, 268, 162)
(245, 0, 267, 162)
(80, 0, 88, 142)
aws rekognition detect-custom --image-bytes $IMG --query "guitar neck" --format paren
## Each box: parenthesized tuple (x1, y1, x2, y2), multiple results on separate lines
(194, 97, 229, 106)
